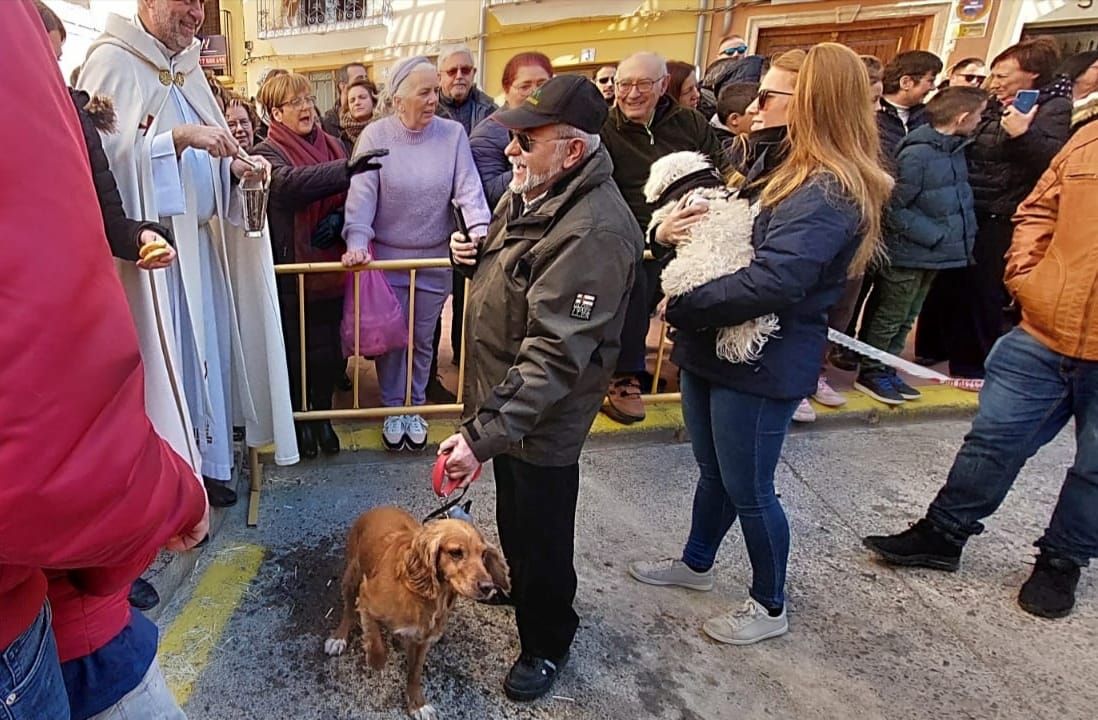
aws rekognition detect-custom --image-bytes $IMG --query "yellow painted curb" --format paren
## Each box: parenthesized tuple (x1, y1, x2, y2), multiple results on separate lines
(159, 544, 265, 706)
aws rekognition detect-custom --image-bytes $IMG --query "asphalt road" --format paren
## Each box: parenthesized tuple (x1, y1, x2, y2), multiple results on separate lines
(160, 420, 1096, 720)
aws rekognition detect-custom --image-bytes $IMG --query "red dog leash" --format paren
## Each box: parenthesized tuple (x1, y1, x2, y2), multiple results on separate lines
(422, 452, 481, 523)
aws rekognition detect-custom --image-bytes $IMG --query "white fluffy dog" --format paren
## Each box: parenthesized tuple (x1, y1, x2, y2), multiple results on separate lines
(646, 151, 779, 363)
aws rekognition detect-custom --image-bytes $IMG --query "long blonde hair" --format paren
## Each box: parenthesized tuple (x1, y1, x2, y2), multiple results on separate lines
(760, 43, 894, 276)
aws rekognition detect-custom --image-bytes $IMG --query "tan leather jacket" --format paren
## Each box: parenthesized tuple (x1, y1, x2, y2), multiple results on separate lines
(1006, 121, 1098, 360)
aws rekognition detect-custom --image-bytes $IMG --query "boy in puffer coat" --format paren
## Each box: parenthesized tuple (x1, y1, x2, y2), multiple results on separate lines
(854, 87, 988, 405)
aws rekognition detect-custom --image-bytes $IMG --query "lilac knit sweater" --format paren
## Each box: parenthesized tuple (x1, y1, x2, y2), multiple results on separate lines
(343, 115, 491, 292)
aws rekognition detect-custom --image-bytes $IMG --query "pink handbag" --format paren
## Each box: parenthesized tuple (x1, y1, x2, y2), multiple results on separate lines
(340, 268, 408, 358)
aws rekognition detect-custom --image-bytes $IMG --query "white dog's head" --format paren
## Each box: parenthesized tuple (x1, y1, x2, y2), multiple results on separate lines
(644, 151, 721, 204)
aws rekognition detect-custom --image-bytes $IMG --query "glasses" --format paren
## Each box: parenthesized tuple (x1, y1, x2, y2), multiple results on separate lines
(508, 130, 567, 153)
(721, 45, 748, 56)
(444, 65, 475, 77)
(596, 76, 615, 85)
(280, 95, 316, 110)
(615, 76, 666, 94)
(755, 88, 792, 109)
(960, 74, 988, 85)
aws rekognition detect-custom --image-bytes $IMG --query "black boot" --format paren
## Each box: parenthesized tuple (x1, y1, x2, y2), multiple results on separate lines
(296, 422, 318, 459)
(203, 477, 238, 508)
(1019, 554, 1081, 619)
(128, 578, 160, 611)
(503, 652, 568, 702)
(863, 518, 963, 571)
(317, 420, 340, 455)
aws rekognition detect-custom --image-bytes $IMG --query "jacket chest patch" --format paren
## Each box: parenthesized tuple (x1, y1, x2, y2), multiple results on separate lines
(570, 293, 596, 321)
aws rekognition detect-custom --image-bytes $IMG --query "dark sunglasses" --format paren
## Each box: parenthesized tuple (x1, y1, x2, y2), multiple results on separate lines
(508, 130, 564, 152)
(445, 65, 475, 77)
(596, 76, 615, 85)
(755, 88, 792, 109)
(961, 74, 988, 85)
(721, 45, 748, 56)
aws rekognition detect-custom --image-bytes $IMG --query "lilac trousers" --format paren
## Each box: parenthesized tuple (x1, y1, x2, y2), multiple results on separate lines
(375, 275, 448, 407)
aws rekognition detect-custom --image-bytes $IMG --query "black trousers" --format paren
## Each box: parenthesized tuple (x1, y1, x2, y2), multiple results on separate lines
(616, 258, 660, 375)
(278, 291, 343, 413)
(494, 455, 580, 662)
(916, 213, 1015, 378)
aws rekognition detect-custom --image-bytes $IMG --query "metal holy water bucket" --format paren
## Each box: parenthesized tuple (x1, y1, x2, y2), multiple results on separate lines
(241, 173, 269, 237)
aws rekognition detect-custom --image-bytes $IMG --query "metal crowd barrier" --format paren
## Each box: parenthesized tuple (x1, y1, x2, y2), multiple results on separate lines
(246, 255, 679, 525)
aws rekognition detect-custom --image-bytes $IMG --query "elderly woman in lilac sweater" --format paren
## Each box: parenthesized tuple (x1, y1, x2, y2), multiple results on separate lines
(342, 56, 491, 452)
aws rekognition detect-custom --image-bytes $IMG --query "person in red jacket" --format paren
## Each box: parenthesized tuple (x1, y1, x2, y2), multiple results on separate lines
(0, 3, 209, 718)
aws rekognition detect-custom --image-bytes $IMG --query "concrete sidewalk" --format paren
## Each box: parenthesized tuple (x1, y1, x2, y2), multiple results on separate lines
(159, 420, 1094, 720)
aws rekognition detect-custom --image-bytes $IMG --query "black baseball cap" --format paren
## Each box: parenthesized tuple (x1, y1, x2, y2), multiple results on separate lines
(494, 75, 608, 134)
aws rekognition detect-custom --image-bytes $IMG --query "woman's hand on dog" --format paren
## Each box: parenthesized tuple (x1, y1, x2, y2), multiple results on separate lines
(438, 433, 482, 488)
(654, 195, 708, 247)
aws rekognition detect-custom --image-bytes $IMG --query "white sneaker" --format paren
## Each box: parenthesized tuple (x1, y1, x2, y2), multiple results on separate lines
(382, 415, 406, 451)
(628, 558, 714, 591)
(792, 398, 816, 423)
(405, 414, 428, 451)
(702, 597, 788, 645)
(812, 376, 847, 407)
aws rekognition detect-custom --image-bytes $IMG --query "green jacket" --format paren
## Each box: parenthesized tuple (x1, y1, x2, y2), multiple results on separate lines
(600, 96, 730, 234)
(457, 147, 643, 465)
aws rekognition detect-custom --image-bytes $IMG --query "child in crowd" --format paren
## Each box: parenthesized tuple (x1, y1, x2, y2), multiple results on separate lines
(855, 86, 988, 405)
(716, 82, 759, 169)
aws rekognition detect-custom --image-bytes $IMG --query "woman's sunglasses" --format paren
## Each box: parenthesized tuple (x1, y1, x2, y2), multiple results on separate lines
(755, 88, 792, 109)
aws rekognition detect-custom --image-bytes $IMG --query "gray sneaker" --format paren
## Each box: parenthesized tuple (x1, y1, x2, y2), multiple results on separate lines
(628, 558, 714, 591)
(702, 598, 788, 645)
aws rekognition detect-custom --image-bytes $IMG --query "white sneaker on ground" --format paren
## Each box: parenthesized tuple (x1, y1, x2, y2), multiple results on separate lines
(405, 414, 429, 451)
(812, 376, 847, 407)
(628, 558, 714, 591)
(792, 398, 816, 423)
(382, 415, 406, 451)
(702, 597, 788, 645)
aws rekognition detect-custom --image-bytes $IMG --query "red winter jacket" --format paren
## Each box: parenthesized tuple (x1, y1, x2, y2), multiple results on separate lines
(0, 1, 206, 653)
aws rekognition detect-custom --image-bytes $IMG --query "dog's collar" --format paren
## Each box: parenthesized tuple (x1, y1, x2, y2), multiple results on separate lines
(650, 167, 726, 208)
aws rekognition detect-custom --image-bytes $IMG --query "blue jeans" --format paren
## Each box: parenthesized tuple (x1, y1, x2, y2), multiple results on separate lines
(679, 370, 799, 609)
(0, 603, 70, 720)
(928, 328, 1098, 566)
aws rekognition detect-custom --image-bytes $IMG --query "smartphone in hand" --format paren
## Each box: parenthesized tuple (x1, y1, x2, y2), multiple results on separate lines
(1012, 89, 1040, 114)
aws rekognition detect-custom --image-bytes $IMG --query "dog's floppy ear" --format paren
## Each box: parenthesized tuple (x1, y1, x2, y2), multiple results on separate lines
(484, 544, 511, 594)
(402, 526, 443, 599)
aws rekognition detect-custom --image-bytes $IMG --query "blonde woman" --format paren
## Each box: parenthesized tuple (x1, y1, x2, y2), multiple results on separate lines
(630, 44, 893, 645)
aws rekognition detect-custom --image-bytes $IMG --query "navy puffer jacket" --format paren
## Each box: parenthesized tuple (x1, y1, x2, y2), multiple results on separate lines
(886, 125, 976, 270)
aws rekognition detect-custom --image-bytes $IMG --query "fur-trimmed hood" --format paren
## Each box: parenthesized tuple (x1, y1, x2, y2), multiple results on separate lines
(68, 88, 116, 133)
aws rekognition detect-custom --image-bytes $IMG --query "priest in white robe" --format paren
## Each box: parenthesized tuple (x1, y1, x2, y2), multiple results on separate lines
(78, 0, 298, 506)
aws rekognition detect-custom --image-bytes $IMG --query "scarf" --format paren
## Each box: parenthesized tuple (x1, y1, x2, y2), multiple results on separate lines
(267, 120, 348, 298)
(339, 110, 370, 146)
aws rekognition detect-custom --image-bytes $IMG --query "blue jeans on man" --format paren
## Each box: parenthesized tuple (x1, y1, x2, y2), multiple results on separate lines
(0, 603, 70, 720)
(679, 370, 800, 609)
(927, 328, 1098, 565)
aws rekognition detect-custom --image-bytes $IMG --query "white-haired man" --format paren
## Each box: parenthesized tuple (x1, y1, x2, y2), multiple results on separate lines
(437, 44, 497, 135)
(600, 51, 728, 425)
(78, 0, 299, 505)
(440, 75, 643, 702)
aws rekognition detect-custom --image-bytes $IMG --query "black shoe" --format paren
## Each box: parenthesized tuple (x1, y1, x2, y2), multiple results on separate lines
(128, 578, 160, 611)
(1019, 554, 1081, 619)
(232, 426, 245, 442)
(425, 376, 457, 404)
(203, 477, 238, 508)
(828, 345, 860, 372)
(296, 422, 318, 459)
(863, 518, 963, 571)
(504, 652, 568, 702)
(316, 420, 340, 455)
(854, 372, 906, 406)
(889, 374, 922, 400)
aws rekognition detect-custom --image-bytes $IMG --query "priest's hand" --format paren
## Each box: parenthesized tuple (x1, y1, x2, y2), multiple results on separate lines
(172, 124, 239, 158)
(231, 153, 271, 182)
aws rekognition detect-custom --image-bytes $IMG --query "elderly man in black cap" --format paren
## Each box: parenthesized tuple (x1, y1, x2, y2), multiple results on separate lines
(438, 75, 643, 701)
